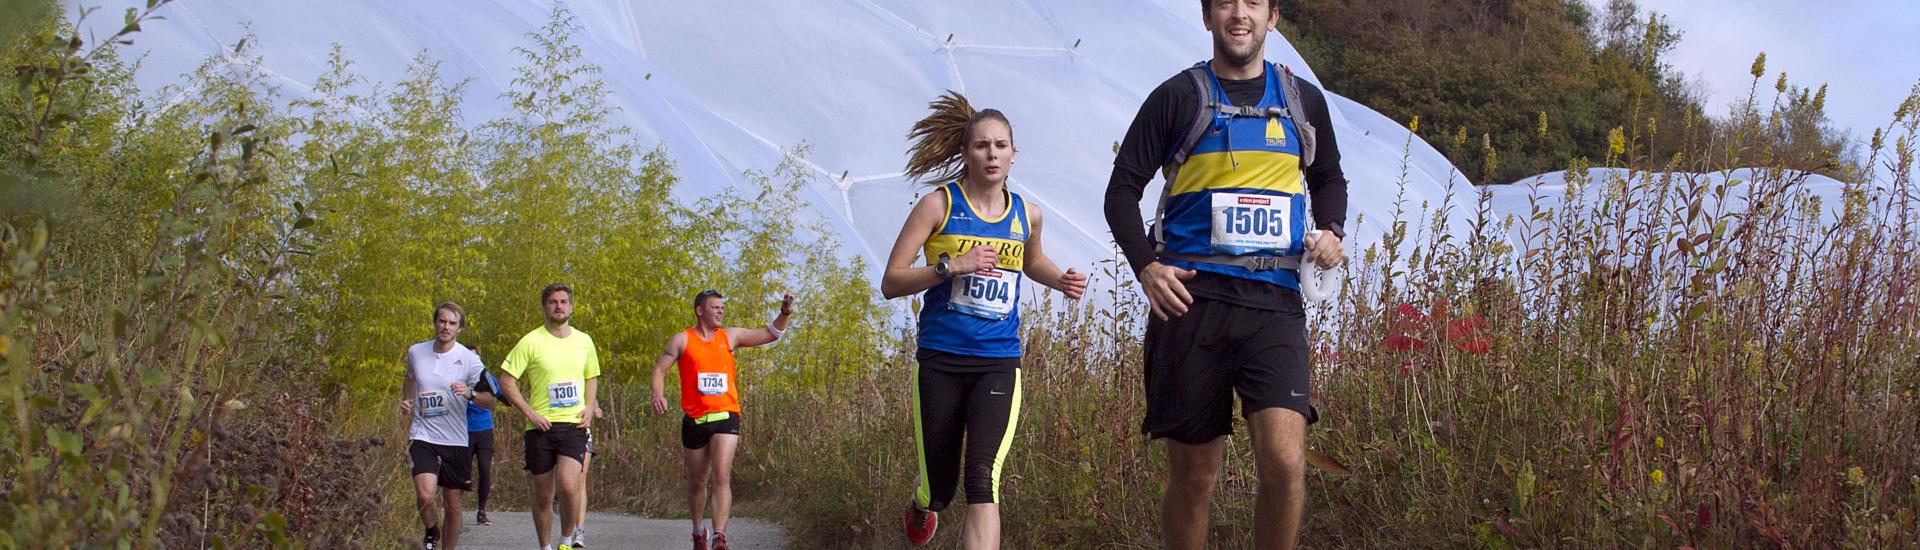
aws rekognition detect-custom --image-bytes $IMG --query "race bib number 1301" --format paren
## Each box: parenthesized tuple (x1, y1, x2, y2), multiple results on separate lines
(547, 380, 581, 408)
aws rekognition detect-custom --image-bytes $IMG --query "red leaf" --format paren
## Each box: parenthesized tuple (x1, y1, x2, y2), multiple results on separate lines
(1454, 339, 1491, 354)
(1383, 335, 1428, 353)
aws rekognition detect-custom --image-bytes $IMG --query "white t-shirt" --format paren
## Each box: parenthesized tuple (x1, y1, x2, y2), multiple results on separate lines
(405, 341, 488, 447)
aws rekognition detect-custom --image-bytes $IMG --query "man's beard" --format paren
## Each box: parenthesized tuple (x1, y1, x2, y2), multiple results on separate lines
(1213, 31, 1265, 69)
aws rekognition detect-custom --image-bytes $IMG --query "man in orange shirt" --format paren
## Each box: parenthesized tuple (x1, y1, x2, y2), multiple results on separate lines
(651, 290, 795, 550)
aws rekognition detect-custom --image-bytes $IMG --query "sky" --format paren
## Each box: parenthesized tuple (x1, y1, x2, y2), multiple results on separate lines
(1630, 0, 1920, 149)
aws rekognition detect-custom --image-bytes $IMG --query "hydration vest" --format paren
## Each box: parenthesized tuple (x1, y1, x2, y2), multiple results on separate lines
(1152, 61, 1320, 288)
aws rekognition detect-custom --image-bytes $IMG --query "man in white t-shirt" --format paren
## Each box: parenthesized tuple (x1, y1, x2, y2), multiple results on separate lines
(400, 302, 496, 550)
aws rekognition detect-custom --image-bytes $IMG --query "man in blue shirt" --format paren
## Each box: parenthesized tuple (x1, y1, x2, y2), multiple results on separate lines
(466, 349, 501, 526)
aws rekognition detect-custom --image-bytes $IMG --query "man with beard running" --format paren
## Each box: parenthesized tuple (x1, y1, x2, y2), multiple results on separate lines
(1104, 1, 1351, 548)
(496, 283, 601, 550)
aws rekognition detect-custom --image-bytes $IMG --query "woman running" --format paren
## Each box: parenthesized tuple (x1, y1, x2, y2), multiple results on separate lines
(882, 91, 1088, 549)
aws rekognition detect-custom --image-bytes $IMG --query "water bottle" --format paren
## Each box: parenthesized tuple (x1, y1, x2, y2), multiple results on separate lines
(1300, 230, 1342, 304)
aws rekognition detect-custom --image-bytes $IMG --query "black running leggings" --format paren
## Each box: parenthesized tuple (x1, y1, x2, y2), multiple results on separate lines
(468, 428, 494, 510)
(912, 361, 1022, 510)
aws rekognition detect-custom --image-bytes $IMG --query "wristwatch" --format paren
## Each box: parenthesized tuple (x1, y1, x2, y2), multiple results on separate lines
(1323, 223, 1347, 239)
(933, 253, 954, 280)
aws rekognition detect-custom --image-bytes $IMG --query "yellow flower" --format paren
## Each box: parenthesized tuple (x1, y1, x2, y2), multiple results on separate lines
(1650, 469, 1666, 485)
(1847, 466, 1866, 488)
(1654, 436, 1665, 450)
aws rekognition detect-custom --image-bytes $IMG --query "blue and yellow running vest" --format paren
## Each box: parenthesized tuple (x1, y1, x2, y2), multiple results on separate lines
(1155, 61, 1311, 290)
(918, 182, 1028, 359)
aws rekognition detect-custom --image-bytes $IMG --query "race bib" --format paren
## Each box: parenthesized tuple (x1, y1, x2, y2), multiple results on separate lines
(697, 372, 729, 396)
(547, 380, 581, 408)
(1209, 192, 1296, 254)
(417, 390, 450, 418)
(948, 268, 1020, 320)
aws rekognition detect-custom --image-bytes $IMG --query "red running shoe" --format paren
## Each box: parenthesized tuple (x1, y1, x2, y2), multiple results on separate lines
(904, 504, 938, 546)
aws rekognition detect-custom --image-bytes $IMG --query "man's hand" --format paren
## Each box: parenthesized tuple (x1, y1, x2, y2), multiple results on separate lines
(953, 244, 1000, 275)
(580, 404, 595, 429)
(450, 381, 472, 400)
(1140, 261, 1199, 320)
(1306, 231, 1345, 268)
(779, 293, 796, 315)
(525, 410, 552, 431)
(398, 398, 413, 416)
(652, 394, 670, 415)
(1058, 268, 1089, 299)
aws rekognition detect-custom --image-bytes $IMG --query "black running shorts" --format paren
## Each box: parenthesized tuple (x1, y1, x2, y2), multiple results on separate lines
(1142, 291, 1317, 445)
(680, 412, 741, 450)
(408, 440, 474, 490)
(522, 422, 588, 475)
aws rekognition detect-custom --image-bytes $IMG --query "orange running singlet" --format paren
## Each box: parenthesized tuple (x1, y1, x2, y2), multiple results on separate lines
(677, 328, 740, 418)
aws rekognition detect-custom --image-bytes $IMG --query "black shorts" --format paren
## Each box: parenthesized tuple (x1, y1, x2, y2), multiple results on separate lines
(523, 423, 589, 475)
(1142, 292, 1317, 445)
(408, 440, 474, 490)
(680, 412, 741, 450)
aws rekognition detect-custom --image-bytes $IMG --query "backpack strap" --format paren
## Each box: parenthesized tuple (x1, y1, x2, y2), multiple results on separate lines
(1164, 63, 1217, 181)
(1151, 63, 1218, 249)
(1278, 65, 1316, 169)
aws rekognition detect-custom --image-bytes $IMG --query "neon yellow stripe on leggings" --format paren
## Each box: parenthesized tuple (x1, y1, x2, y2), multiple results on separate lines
(912, 366, 933, 509)
(989, 370, 1023, 503)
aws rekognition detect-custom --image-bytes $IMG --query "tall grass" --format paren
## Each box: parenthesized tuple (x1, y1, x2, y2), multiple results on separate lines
(7, 2, 1916, 547)
(665, 64, 1920, 549)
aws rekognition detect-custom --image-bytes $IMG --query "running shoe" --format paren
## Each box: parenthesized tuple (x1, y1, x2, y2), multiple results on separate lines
(905, 503, 938, 546)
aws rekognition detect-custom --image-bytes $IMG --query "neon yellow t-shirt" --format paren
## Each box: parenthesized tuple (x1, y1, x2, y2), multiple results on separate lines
(500, 326, 601, 424)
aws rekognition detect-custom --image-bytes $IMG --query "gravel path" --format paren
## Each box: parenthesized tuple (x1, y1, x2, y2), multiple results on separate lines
(452, 510, 788, 549)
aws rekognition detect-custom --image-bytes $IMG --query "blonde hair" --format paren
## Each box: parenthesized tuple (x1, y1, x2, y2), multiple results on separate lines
(904, 91, 1012, 184)
(433, 301, 466, 327)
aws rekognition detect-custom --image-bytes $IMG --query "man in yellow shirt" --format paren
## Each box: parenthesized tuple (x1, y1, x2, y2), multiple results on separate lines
(497, 283, 601, 550)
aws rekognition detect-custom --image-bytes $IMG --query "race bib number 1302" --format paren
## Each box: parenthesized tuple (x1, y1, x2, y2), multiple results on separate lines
(417, 391, 450, 418)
